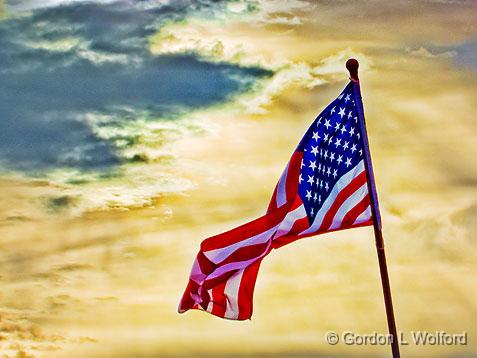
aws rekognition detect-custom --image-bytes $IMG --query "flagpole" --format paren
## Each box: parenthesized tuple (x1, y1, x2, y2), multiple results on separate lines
(346, 58, 400, 358)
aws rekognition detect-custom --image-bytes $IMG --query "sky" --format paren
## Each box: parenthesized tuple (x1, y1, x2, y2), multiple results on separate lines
(0, 0, 476, 357)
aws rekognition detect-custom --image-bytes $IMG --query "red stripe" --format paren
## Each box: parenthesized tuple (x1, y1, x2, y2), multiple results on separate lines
(318, 171, 367, 232)
(201, 205, 289, 251)
(187, 279, 200, 296)
(202, 239, 272, 289)
(289, 195, 303, 211)
(178, 280, 194, 312)
(289, 216, 310, 235)
(199, 285, 210, 311)
(216, 241, 270, 266)
(237, 259, 262, 320)
(210, 280, 227, 317)
(341, 195, 371, 228)
(267, 151, 302, 213)
(267, 184, 278, 213)
(353, 218, 373, 227)
(264, 196, 307, 249)
(202, 270, 235, 291)
(300, 219, 373, 241)
(272, 216, 310, 249)
(284, 151, 303, 203)
(196, 251, 216, 275)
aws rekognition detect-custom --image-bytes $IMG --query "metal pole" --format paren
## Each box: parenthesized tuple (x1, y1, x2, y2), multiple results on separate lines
(346, 58, 401, 358)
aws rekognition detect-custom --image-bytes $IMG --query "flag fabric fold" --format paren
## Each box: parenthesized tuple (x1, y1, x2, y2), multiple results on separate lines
(179, 82, 373, 320)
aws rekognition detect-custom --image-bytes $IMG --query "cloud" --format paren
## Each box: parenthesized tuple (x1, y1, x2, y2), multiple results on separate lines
(253, 0, 313, 25)
(405, 40, 477, 70)
(0, 0, 272, 172)
(453, 38, 477, 70)
(5, 0, 119, 12)
(407, 46, 456, 58)
(45, 195, 78, 212)
(150, 18, 374, 115)
(0, 0, 5, 18)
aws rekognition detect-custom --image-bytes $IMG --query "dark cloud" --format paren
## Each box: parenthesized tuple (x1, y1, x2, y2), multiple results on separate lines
(45, 195, 77, 212)
(0, 0, 272, 172)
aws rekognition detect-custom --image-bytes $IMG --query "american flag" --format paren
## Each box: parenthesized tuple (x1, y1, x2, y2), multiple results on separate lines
(179, 82, 374, 320)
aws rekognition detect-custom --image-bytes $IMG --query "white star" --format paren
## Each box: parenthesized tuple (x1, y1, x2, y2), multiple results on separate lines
(313, 192, 318, 202)
(347, 111, 352, 119)
(340, 125, 347, 135)
(311, 208, 314, 215)
(317, 163, 321, 171)
(343, 141, 349, 150)
(357, 132, 361, 139)
(319, 181, 323, 189)
(359, 149, 363, 156)
(312, 131, 320, 141)
(309, 160, 317, 170)
(306, 190, 312, 200)
(337, 155, 343, 165)
(345, 157, 352, 167)
(323, 133, 329, 142)
(301, 159, 305, 168)
(354, 116, 358, 123)
(338, 93, 344, 100)
(334, 122, 341, 131)
(332, 169, 338, 179)
(315, 178, 320, 187)
(318, 195, 322, 204)
(328, 136, 333, 145)
(338, 107, 346, 118)
(330, 152, 335, 162)
(319, 149, 323, 158)
(299, 174, 303, 184)
(326, 167, 331, 177)
(349, 127, 355, 136)
(331, 106, 336, 114)
(334, 138, 342, 148)
(325, 182, 329, 191)
(307, 175, 314, 185)
(324, 119, 331, 130)
(344, 94, 351, 103)
(317, 117, 322, 125)
(323, 150, 328, 160)
(350, 144, 357, 153)
(311, 145, 319, 156)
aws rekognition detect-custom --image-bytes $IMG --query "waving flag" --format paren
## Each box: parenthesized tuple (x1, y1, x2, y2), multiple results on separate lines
(179, 81, 374, 320)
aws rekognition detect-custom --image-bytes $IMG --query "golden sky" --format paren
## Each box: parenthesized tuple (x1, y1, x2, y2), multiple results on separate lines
(0, 1, 476, 357)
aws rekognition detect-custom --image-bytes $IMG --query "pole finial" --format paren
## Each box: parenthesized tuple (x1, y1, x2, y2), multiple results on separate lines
(346, 58, 359, 81)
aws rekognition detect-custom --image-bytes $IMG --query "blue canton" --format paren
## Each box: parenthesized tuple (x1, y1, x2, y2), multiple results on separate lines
(297, 83, 365, 222)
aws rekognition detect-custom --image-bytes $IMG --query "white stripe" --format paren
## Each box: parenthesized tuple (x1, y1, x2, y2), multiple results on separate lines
(206, 289, 213, 312)
(203, 224, 280, 264)
(353, 205, 372, 225)
(300, 160, 365, 235)
(276, 162, 289, 208)
(274, 204, 307, 239)
(329, 182, 368, 230)
(190, 258, 207, 283)
(189, 291, 201, 305)
(206, 239, 272, 281)
(224, 269, 244, 319)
